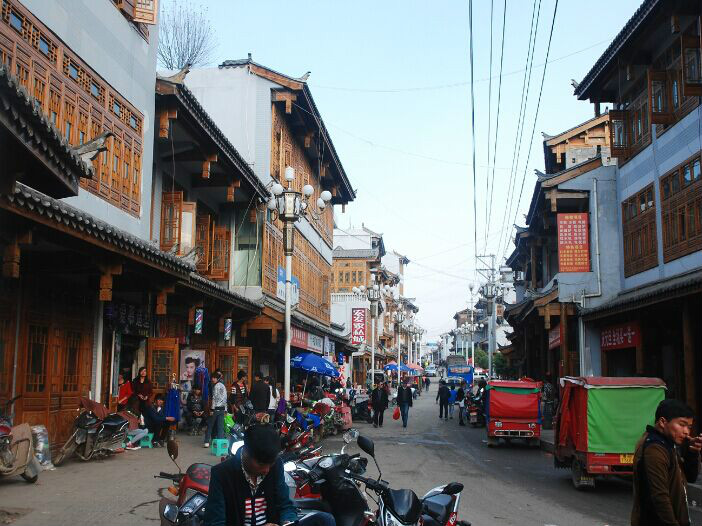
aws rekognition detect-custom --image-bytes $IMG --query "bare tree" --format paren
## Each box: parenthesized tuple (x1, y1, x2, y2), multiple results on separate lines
(158, 0, 217, 70)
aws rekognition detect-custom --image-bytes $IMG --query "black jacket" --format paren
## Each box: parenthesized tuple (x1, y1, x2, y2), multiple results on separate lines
(249, 380, 271, 412)
(456, 387, 465, 403)
(371, 387, 389, 409)
(436, 384, 450, 402)
(396, 386, 413, 406)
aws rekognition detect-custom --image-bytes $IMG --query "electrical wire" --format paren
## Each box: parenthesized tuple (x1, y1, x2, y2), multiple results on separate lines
(483, 0, 495, 251)
(468, 0, 478, 270)
(496, 0, 541, 261)
(484, 0, 507, 252)
(501, 0, 560, 261)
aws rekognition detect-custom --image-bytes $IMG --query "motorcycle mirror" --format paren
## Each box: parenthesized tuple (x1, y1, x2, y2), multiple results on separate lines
(357, 435, 375, 458)
(442, 482, 464, 495)
(342, 428, 359, 444)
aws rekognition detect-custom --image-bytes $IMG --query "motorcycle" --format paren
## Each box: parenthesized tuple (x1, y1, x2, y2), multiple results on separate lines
(0, 395, 41, 483)
(53, 397, 129, 465)
(468, 391, 486, 428)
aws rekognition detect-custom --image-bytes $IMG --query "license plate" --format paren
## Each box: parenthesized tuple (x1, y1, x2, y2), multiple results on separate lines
(620, 454, 634, 464)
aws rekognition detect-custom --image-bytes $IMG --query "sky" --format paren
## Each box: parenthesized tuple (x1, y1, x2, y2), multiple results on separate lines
(177, 0, 643, 341)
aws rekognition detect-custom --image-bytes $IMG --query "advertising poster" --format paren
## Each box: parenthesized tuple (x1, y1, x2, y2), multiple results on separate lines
(557, 213, 590, 272)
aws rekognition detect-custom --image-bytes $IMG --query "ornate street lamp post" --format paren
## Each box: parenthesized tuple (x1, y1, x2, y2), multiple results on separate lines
(352, 283, 384, 387)
(394, 310, 405, 385)
(268, 167, 332, 399)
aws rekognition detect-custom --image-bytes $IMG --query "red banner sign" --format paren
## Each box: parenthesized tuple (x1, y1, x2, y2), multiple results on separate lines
(557, 213, 590, 272)
(601, 322, 640, 351)
(351, 308, 367, 345)
(548, 324, 562, 350)
(291, 326, 308, 349)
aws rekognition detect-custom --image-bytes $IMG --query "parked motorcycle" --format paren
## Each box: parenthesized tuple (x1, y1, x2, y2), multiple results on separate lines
(467, 392, 486, 428)
(53, 398, 129, 465)
(0, 395, 41, 483)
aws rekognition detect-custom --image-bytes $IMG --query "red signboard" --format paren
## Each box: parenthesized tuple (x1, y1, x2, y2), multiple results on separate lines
(601, 321, 641, 351)
(548, 324, 562, 350)
(351, 308, 367, 345)
(291, 326, 308, 349)
(557, 213, 590, 272)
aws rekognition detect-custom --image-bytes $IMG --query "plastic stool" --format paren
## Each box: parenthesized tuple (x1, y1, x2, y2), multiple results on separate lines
(211, 439, 228, 457)
(139, 432, 154, 448)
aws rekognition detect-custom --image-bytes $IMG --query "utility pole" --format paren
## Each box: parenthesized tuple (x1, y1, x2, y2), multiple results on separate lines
(477, 254, 498, 379)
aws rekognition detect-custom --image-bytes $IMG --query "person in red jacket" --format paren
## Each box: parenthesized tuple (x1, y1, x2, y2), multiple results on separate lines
(117, 374, 133, 411)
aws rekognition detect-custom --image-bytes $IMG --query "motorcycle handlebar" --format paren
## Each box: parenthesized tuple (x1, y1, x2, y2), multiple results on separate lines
(345, 471, 384, 493)
(155, 472, 180, 481)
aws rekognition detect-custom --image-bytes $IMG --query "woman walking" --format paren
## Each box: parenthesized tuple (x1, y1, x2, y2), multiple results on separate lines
(132, 366, 152, 414)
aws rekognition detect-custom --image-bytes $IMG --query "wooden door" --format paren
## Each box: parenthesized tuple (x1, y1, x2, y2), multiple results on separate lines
(213, 346, 252, 388)
(147, 338, 179, 396)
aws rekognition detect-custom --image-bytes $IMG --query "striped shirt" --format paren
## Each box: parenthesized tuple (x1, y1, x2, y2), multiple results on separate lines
(244, 497, 267, 526)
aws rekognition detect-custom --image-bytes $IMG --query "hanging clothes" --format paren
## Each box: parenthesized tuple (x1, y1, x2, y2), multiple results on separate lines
(194, 365, 210, 403)
(165, 387, 181, 422)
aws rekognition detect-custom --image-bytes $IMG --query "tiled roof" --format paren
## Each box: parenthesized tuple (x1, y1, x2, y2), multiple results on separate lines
(184, 273, 262, 313)
(0, 65, 93, 196)
(3, 182, 194, 274)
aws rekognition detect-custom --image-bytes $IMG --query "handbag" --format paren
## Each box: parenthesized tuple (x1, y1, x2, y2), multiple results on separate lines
(393, 407, 401, 420)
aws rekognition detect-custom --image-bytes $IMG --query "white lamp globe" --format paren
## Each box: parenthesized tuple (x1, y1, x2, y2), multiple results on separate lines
(352, 287, 359, 294)
(320, 190, 332, 202)
(359, 285, 366, 293)
(302, 184, 314, 197)
(373, 284, 379, 291)
(284, 166, 295, 181)
(272, 183, 284, 196)
(316, 198, 326, 210)
(267, 198, 277, 210)
(300, 201, 308, 210)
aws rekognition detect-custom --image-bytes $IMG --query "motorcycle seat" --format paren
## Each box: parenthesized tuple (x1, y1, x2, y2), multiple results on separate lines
(293, 498, 332, 513)
(422, 493, 452, 524)
(102, 413, 128, 429)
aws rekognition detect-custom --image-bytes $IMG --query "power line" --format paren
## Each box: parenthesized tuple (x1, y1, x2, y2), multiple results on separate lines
(468, 0, 478, 271)
(308, 37, 611, 94)
(501, 0, 560, 261)
(484, 0, 507, 253)
(496, 0, 542, 262)
(483, 0, 494, 252)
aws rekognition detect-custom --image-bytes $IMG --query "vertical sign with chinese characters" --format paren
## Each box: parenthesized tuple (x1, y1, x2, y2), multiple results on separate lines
(557, 213, 590, 272)
(351, 308, 367, 345)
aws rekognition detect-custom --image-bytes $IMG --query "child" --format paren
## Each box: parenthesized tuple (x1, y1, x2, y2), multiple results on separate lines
(448, 384, 457, 419)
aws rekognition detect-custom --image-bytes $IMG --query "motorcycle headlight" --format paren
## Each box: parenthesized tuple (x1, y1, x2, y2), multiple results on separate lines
(385, 509, 413, 526)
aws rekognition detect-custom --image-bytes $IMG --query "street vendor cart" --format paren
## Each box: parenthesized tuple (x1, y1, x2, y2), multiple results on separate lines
(554, 376, 666, 489)
(485, 379, 542, 447)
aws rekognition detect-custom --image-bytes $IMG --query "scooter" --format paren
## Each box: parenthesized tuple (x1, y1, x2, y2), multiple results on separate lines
(0, 396, 41, 483)
(54, 398, 129, 465)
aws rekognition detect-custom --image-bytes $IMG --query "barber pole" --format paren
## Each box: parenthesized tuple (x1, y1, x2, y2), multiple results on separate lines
(194, 308, 204, 334)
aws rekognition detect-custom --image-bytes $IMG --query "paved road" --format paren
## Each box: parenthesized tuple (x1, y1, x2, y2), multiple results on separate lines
(0, 383, 655, 526)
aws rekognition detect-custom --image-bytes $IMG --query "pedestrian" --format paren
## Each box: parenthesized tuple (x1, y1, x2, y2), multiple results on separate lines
(448, 384, 457, 419)
(132, 366, 152, 415)
(457, 381, 467, 426)
(425, 376, 431, 392)
(436, 380, 450, 420)
(631, 399, 701, 526)
(371, 381, 389, 428)
(204, 371, 227, 448)
(249, 371, 271, 413)
(117, 373, 132, 412)
(204, 424, 336, 526)
(396, 378, 413, 428)
(265, 376, 279, 421)
(143, 394, 176, 447)
(185, 386, 206, 435)
(229, 369, 248, 419)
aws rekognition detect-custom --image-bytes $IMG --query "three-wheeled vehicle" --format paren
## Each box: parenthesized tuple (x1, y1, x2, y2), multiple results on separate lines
(554, 376, 666, 489)
(485, 379, 542, 447)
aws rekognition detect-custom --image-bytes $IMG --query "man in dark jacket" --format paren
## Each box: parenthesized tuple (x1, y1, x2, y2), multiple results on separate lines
(396, 378, 413, 428)
(456, 381, 467, 426)
(204, 424, 335, 526)
(371, 381, 389, 428)
(185, 387, 205, 434)
(249, 371, 271, 413)
(631, 399, 701, 526)
(143, 395, 176, 447)
(436, 380, 450, 420)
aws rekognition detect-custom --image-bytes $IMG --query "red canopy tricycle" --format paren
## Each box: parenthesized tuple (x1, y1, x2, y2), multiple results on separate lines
(485, 379, 542, 447)
(554, 376, 666, 490)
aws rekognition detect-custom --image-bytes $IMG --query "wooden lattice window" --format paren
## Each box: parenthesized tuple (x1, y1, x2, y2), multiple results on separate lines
(62, 330, 80, 392)
(132, 150, 141, 202)
(77, 110, 88, 145)
(648, 69, 674, 125)
(64, 100, 75, 144)
(661, 155, 702, 262)
(622, 184, 658, 277)
(48, 88, 60, 127)
(150, 349, 170, 390)
(122, 143, 132, 196)
(111, 137, 122, 191)
(196, 213, 212, 274)
(161, 191, 183, 252)
(682, 35, 702, 97)
(14, 58, 28, 88)
(26, 324, 48, 393)
(210, 225, 230, 280)
(134, 0, 159, 25)
(32, 74, 45, 108)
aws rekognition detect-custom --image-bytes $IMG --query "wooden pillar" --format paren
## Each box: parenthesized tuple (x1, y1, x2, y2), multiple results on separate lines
(561, 302, 570, 377)
(683, 302, 697, 415)
(530, 245, 537, 289)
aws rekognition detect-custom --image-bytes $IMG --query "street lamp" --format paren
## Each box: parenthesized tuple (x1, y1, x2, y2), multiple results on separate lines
(352, 283, 382, 387)
(394, 310, 405, 385)
(268, 166, 332, 399)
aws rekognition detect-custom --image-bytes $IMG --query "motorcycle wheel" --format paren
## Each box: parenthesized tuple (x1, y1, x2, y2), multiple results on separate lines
(53, 436, 77, 467)
(21, 457, 40, 483)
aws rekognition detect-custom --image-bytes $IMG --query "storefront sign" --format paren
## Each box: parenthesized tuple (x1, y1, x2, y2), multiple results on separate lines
(351, 308, 367, 345)
(291, 326, 308, 349)
(548, 324, 562, 350)
(557, 213, 590, 272)
(104, 301, 150, 335)
(290, 326, 324, 354)
(324, 336, 335, 358)
(601, 322, 641, 351)
(277, 266, 300, 306)
(308, 333, 324, 353)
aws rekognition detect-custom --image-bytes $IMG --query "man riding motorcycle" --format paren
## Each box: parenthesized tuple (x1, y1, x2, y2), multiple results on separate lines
(204, 424, 335, 526)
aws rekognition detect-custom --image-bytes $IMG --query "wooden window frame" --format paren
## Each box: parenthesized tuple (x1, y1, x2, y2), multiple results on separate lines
(209, 225, 230, 281)
(681, 34, 702, 97)
(160, 191, 197, 256)
(648, 69, 675, 125)
(660, 153, 702, 262)
(622, 183, 658, 277)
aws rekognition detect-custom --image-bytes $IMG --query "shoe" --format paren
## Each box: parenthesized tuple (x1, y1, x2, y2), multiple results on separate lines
(459, 422, 465, 427)
(126, 444, 141, 450)
(203, 443, 210, 448)
(373, 424, 378, 428)
(152, 441, 161, 448)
